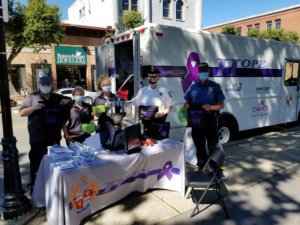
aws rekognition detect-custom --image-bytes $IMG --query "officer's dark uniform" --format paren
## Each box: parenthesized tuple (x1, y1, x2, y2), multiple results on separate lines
(20, 91, 66, 185)
(184, 70, 225, 167)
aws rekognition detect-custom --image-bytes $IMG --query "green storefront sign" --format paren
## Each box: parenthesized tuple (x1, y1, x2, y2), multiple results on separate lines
(55, 46, 87, 65)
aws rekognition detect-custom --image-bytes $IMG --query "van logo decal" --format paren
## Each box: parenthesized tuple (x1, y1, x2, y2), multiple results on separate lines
(225, 83, 242, 93)
(181, 52, 200, 93)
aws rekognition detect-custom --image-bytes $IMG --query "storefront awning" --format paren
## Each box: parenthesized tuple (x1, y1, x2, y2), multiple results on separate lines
(55, 46, 87, 65)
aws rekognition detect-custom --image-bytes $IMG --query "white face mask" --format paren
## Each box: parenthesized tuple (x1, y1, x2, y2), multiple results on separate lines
(40, 86, 51, 94)
(102, 85, 111, 93)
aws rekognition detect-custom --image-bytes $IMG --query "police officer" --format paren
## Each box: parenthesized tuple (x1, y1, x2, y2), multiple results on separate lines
(20, 75, 70, 187)
(133, 67, 174, 138)
(184, 62, 225, 169)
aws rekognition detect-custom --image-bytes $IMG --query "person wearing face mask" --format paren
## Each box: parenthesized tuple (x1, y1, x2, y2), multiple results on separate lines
(63, 86, 94, 145)
(184, 62, 225, 169)
(93, 75, 123, 147)
(133, 67, 174, 139)
(19, 75, 71, 189)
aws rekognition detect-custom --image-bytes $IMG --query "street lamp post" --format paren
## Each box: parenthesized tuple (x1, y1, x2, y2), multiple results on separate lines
(0, 0, 31, 220)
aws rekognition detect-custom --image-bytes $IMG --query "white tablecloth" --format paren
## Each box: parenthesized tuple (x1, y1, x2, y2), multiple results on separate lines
(32, 139, 185, 225)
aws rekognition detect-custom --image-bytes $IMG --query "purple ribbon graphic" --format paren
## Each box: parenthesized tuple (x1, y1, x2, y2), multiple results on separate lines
(157, 161, 180, 180)
(69, 161, 181, 210)
(181, 52, 201, 93)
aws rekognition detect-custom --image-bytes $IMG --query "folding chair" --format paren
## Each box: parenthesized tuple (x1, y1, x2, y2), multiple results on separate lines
(185, 146, 229, 218)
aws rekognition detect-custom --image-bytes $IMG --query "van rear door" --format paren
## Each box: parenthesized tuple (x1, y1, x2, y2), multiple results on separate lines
(95, 43, 116, 91)
(280, 60, 300, 122)
(133, 32, 141, 97)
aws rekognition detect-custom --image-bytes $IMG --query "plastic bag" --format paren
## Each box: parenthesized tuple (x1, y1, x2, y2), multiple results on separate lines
(183, 127, 198, 165)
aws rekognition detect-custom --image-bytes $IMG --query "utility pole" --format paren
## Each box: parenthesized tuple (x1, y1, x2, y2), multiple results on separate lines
(0, 0, 31, 220)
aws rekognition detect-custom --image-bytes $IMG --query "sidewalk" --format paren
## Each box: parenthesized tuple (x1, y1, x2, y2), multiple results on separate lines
(5, 126, 300, 225)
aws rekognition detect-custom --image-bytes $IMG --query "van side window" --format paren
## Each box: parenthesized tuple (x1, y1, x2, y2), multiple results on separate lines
(284, 61, 299, 86)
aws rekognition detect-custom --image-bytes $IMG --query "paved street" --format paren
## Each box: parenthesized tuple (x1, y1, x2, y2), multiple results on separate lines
(0, 110, 300, 225)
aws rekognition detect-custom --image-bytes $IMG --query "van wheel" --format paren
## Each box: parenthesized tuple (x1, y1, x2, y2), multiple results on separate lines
(83, 96, 93, 105)
(218, 121, 234, 144)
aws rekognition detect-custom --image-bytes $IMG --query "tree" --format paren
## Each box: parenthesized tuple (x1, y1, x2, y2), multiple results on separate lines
(247, 28, 299, 43)
(5, 0, 64, 65)
(221, 25, 239, 35)
(120, 10, 144, 31)
(247, 28, 261, 38)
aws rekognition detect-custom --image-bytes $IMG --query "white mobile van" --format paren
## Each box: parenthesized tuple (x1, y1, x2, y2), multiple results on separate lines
(95, 24, 300, 143)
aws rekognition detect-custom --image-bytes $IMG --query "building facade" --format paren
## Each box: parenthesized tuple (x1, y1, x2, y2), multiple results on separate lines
(8, 23, 113, 94)
(67, 0, 203, 31)
(204, 4, 300, 37)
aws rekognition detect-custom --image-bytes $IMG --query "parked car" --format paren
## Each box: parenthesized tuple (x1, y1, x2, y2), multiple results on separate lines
(54, 88, 98, 105)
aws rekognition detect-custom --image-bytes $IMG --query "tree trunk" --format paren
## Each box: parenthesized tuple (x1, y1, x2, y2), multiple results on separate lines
(7, 47, 23, 96)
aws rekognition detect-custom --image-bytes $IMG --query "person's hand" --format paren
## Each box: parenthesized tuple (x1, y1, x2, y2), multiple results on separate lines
(93, 112, 101, 117)
(32, 102, 45, 111)
(60, 98, 71, 105)
(184, 102, 190, 111)
(203, 104, 211, 111)
(155, 111, 165, 119)
(65, 134, 74, 141)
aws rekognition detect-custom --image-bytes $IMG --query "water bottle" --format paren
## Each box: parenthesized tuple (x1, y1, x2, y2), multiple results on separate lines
(120, 98, 124, 114)
(111, 98, 116, 114)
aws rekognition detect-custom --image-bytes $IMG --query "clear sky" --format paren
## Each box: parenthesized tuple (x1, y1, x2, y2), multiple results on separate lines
(19, 0, 300, 27)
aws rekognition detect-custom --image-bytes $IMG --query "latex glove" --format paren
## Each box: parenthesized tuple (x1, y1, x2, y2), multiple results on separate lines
(60, 98, 71, 105)
(32, 102, 45, 111)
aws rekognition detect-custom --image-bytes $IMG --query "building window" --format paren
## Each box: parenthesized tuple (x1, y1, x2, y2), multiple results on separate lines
(275, 19, 281, 29)
(176, 0, 183, 20)
(247, 25, 252, 32)
(255, 23, 260, 30)
(123, 0, 129, 10)
(163, 0, 171, 18)
(132, 0, 138, 11)
(266, 21, 272, 29)
(237, 27, 242, 35)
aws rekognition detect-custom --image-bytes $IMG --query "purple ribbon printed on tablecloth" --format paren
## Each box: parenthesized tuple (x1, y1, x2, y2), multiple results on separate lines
(69, 161, 181, 210)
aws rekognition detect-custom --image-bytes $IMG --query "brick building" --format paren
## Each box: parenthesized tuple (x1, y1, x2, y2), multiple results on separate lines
(204, 4, 300, 37)
(7, 23, 114, 94)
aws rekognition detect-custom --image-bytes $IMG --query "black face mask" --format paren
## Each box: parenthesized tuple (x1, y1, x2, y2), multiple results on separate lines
(149, 79, 158, 84)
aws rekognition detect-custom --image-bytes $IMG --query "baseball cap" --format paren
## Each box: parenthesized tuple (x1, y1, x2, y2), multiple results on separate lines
(39, 75, 52, 85)
(199, 62, 209, 72)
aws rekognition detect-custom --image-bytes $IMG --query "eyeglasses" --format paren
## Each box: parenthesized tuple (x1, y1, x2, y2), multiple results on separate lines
(148, 74, 159, 78)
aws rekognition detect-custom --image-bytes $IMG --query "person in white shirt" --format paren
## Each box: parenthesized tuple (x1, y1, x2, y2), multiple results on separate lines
(133, 67, 174, 138)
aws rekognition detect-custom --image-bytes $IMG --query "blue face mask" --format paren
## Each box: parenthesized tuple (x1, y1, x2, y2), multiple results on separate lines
(199, 72, 209, 81)
(102, 86, 111, 93)
(74, 96, 84, 103)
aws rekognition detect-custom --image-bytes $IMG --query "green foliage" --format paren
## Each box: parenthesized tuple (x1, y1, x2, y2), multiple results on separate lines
(285, 31, 299, 43)
(247, 28, 261, 38)
(247, 28, 299, 43)
(104, 30, 115, 39)
(120, 10, 144, 30)
(221, 25, 238, 35)
(5, 0, 64, 64)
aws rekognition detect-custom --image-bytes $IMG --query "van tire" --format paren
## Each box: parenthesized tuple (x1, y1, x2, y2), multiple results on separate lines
(218, 120, 235, 144)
